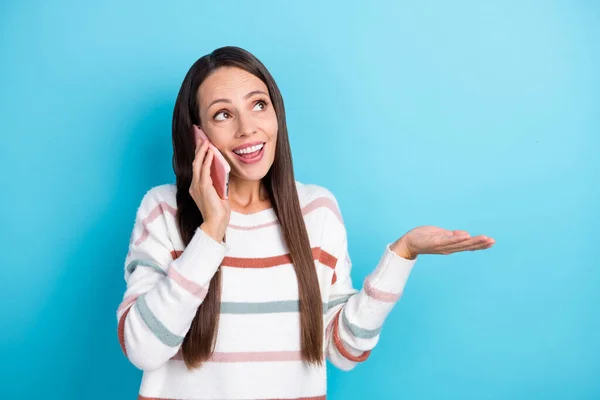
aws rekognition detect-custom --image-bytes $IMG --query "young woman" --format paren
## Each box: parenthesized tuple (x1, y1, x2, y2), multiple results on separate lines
(116, 46, 495, 399)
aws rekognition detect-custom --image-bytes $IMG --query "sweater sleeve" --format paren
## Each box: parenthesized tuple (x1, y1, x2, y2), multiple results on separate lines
(116, 188, 229, 371)
(324, 195, 417, 371)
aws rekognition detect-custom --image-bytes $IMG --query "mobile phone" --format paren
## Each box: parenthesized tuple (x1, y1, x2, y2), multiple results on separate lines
(193, 124, 230, 200)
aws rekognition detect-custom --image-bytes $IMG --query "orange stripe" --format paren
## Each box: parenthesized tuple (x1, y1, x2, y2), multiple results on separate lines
(117, 294, 139, 316)
(364, 277, 402, 302)
(170, 250, 182, 259)
(228, 220, 279, 231)
(222, 252, 291, 268)
(134, 201, 177, 246)
(220, 247, 337, 269)
(118, 306, 133, 356)
(228, 196, 344, 231)
(301, 196, 343, 224)
(167, 267, 208, 299)
(133, 195, 343, 250)
(315, 248, 336, 269)
(332, 309, 371, 363)
(134, 196, 344, 248)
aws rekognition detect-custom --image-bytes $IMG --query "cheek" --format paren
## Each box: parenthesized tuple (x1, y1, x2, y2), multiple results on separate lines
(267, 127, 277, 154)
(267, 116, 278, 141)
(213, 139, 230, 154)
(206, 129, 233, 151)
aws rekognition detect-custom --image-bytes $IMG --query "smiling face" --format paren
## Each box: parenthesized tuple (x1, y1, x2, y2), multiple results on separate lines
(197, 66, 278, 182)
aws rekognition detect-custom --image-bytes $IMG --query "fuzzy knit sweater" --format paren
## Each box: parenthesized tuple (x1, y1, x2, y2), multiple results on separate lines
(116, 181, 417, 399)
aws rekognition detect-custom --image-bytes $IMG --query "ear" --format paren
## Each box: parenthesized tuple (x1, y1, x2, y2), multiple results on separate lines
(193, 124, 209, 144)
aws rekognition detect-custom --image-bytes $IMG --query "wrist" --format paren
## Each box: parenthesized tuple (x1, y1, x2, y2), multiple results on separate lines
(391, 237, 417, 260)
(200, 222, 225, 243)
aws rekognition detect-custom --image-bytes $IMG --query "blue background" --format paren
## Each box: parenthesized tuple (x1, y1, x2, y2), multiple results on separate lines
(1, 0, 598, 399)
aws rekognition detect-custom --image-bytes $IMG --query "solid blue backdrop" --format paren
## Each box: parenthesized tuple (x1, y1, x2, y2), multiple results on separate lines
(1, 0, 598, 399)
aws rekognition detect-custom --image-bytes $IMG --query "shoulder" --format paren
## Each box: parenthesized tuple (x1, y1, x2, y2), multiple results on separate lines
(295, 180, 345, 225)
(135, 183, 178, 216)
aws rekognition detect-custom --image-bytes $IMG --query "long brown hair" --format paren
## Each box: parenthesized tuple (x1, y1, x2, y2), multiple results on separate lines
(171, 46, 323, 369)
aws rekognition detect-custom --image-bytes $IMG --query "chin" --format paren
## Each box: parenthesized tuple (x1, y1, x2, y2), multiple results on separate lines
(233, 165, 272, 182)
(229, 148, 275, 182)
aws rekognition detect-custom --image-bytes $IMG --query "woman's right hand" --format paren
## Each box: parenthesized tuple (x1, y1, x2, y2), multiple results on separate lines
(189, 139, 231, 243)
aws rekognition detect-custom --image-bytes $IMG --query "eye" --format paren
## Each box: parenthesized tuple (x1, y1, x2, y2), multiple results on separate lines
(213, 110, 230, 121)
(254, 100, 268, 111)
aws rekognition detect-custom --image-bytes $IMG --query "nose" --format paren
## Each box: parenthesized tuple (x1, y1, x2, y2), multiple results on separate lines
(236, 112, 258, 137)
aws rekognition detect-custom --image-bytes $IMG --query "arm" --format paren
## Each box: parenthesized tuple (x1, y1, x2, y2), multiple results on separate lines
(116, 189, 228, 371)
(324, 198, 417, 371)
(323, 195, 495, 371)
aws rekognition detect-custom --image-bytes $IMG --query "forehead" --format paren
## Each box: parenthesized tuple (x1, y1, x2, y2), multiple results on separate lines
(198, 67, 268, 107)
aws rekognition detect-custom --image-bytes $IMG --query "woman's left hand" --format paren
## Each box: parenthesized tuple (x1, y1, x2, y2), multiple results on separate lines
(391, 226, 495, 260)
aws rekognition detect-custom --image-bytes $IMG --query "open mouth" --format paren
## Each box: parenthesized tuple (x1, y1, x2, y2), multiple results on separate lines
(232, 142, 265, 164)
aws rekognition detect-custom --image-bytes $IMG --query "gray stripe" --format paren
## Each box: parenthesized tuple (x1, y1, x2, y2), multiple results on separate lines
(135, 294, 184, 347)
(221, 300, 300, 314)
(126, 259, 166, 276)
(219, 297, 356, 315)
(220, 300, 331, 314)
(327, 294, 353, 310)
(341, 309, 382, 339)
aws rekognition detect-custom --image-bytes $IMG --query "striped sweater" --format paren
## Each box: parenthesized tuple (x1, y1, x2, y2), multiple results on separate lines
(116, 181, 417, 399)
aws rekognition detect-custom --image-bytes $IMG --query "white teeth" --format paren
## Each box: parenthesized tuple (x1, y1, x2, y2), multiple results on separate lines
(234, 143, 264, 155)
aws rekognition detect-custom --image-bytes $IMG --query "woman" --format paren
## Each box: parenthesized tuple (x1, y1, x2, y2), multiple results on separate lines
(116, 46, 495, 399)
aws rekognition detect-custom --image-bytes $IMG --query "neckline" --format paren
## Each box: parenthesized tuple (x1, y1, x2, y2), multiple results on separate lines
(229, 206, 277, 227)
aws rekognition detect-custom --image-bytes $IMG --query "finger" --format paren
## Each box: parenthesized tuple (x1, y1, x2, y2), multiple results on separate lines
(197, 138, 209, 156)
(194, 138, 209, 157)
(200, 147, 214, 187)
(462, 240, 494, 252)
(438, 236, 486, 251)
(435, 234, 473, 247)
(445, 241, 494, 254)
(192, 140, 210, 185)
(442, 236, 494, 253)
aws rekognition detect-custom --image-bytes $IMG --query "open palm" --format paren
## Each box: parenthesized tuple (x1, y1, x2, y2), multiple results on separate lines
(401, 226, 495, 257)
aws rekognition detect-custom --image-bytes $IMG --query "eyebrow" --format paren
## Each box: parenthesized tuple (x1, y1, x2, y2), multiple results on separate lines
(207, 90, 268, 109)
